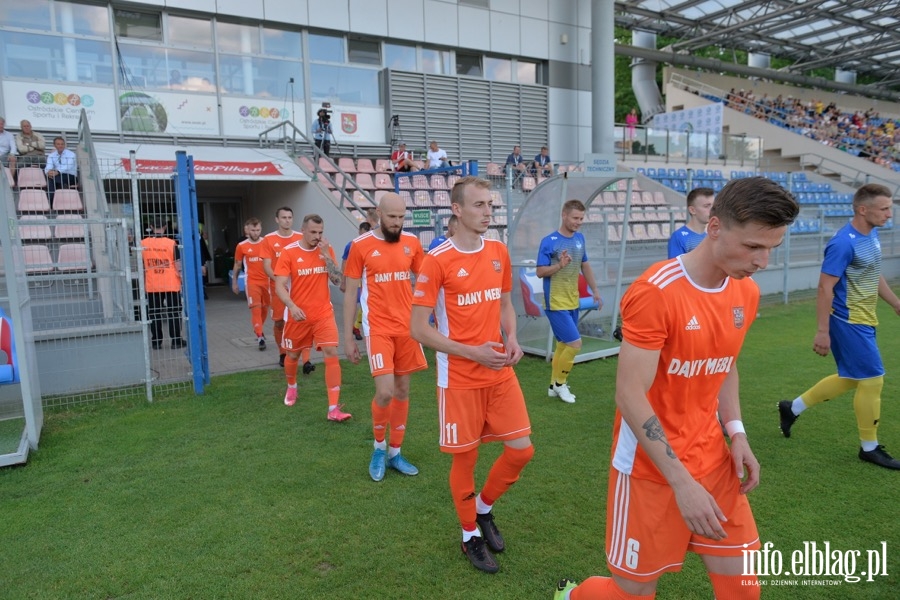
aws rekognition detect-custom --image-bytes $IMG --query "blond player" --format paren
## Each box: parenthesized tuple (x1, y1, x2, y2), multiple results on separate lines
(554, 177, 799, 600)
(343, 193, 427, 482)
(262, 206, 312, 371)
(411, 177, 534, 574)
(273, 214, 350, 422)
(232, 217, 269, 350)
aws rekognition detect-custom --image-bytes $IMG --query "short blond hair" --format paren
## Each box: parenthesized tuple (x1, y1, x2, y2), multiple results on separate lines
(450, 176, 492, 207)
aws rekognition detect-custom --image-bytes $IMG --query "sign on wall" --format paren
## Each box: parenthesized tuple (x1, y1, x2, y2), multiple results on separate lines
(221, 97, 301, 137)
(651, 103, 723, 134)
(309, 104, 385, 145)
(3, 81, 118, 132)
(119, 90, 219, 136)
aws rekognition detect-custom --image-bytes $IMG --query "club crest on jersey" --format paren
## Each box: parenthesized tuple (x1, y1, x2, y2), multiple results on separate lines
(732, 306, 744, 329)
(492, 260, 501, 272)
(403, 246, 410, 255)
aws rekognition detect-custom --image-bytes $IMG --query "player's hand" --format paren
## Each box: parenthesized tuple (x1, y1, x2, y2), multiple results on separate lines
(594, 294, 602, 308)
(288, 305, 306, 321)
(558, 250, 572, 268)
(504, 338, 524, 366)
(344, 339, 360, 363)
(812, 331, 830, 356)
(672, 479, 728, 541)
(728, 434, 760, 494)
(468, 341, 509, 370)
(231, 282, 239, 295)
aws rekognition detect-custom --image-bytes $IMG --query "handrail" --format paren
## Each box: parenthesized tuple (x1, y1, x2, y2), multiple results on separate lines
(797, 153, 900, 199)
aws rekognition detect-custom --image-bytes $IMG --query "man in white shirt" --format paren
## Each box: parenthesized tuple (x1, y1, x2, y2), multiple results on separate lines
(45, 137, 79, 202)
(426, 140, 450, 170)
(0, 116, 17, 172)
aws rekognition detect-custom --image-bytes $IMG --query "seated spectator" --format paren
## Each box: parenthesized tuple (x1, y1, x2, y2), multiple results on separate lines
(426, 140, 450, 169)
(505, 145, 527, 181)
(390, 142, 416, 172)
(0, 116, 17, 173)
(532, 145, 554, 177)
(45, 136, 79, 202)
(15, 120, 46, 168)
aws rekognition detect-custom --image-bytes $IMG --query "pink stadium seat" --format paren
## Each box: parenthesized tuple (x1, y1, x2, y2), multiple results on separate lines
(353, 191, 375, 208)
(298, 156, 316, 174)
(661, 222, 671, 237)
(56, 243, 90, 272)
(52, 189, 84, 212)
(318, 157, 337, 173)
(373, 190, 390, 205)
(411, 174, 429, 190)
(490, 191, 504, 207)
(607, 225, 621, 243)
(18, 189, 51, 212)
(631, 191, 642, 206)
(653, 191, 666, 204)
(17, 167, 46, 189)
(54, 215, 86, 240)
(375, 159, 392, 172)
(616, 180, 627, 191)
(631, 224, 649, 241)
(23, 244, 53, 274)
(642, 191, 655, 205)
(419, 230, 435, 248)
(374, 173, 393, 190)
(18, 216, 52, 241)
(647, 223, 665, 240)
(601, 191, 617, 205)
(446, 174, 460, 188)
(354, 173, 375, 190)
(397, 176, 412, 190)
(486, 163, 503, 177)
(399, 191, 414, 207)
(521, 177, 536, 192)
(433, 191, 451, 207)
(616, 192, 627, 204)
(430, 175, 448, 190)
(338, 158, 356, 173)
(414, 191, 431, 207)
(356, 158, 375, 173)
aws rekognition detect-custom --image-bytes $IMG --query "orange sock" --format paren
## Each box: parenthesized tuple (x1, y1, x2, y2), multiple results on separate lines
(284, 354, 299, 386)
(571, 576, 656, 600)
(301, 347, 310, 363)
(449, 448, 479, 529)
(708, 573, 759, 600)
(372, 399, 390, 443)
(324, 355, 341, 408)
(480, 445, 534, 506)
(389, 398, 409, 448)
(274, 320, 284, 350)
(250, 305, 265, 337)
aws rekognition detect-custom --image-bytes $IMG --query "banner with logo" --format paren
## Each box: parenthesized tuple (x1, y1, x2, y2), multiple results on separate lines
(220, 97, 301, 137)
(308, 105, 385, 144)
(2, 81, 118, 131)
(651, 103, 723, 134)
(119, 90, 219, 136)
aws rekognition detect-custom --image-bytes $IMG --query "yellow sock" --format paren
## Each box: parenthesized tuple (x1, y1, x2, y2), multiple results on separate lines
(552, 343, 578, 385)
(354, 306, 362, 329)
(551, 342, 565, 384)
(853, 376, 883, 443)
(800, 374, 857, 407)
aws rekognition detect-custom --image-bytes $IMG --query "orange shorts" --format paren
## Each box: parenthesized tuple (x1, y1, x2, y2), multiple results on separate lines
(270, 285, 287, 321)
(245, 283, 270, 309)
(282, 313, 339, 353)
(437, 376, 531, 453)
(365, 334, 427, 377)
(605, 457, 760, 582)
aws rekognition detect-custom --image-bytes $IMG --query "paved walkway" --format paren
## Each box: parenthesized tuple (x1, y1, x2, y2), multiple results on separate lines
(204, 284, 355, 376)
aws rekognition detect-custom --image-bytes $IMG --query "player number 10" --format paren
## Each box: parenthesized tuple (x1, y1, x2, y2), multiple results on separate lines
(369, 353, 384, 371)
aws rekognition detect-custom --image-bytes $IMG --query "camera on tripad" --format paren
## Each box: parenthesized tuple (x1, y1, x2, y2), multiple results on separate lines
(317, 102, 332, 123)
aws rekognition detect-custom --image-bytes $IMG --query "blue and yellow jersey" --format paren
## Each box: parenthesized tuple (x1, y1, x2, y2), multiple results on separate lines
(667, 225, 706, 258)
(536, 231, 587, 311)
(822, 222, 881, 326)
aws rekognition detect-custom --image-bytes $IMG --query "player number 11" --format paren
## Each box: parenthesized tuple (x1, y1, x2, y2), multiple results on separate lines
(444, 422, 458, 445)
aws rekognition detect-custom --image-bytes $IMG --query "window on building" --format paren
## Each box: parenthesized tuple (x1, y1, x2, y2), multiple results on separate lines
(385, 43, 416, 71)
(54, 2, 110, 37)
(218, 55, 303, 98)
(459, 0, 490, 7)
(167, 15, 212, 49)
(0, 0, 51, 31)
(216, 22, 260, 54)
(118, 44, 215, 91)
(0, 31, 112, 84)
(421, 48, 450, 75)
(262, 27, 301, 58)
(114, 8, 161, 41)
(517, 60, 538, 84)
(348, 38, 380, 66)
(484, 57, 512, 82)
(308, 32, 344, 62)
(309, 64, 379, 105)
(456, 52, 482, 77)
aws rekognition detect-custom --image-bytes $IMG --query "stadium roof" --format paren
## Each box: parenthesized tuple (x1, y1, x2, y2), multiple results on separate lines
(615, 0, 900, 92)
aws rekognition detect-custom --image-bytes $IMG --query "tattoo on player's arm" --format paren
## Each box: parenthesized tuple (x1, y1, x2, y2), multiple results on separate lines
(323, 254, 342, 284)
(642, 416, 676, 459)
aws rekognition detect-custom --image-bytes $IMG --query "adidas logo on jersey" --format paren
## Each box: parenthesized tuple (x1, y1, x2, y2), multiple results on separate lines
(685, 316, 701, 331)
(296, 257, 304, 263)
(457, 268, 469, 277)
(372, 250, 381, 257)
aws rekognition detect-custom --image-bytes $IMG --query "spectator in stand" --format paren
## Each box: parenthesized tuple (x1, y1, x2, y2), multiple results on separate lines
(532, 145, 554, 177)
(391, 142, 416, 172)
(505, 145, 527, 184)
(625, 108, 639, 153)
(45, 137, 79, 202)
(0, 117, 17, 173)
(426, 140, 450, 169)
(15, 120, 46, 168)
